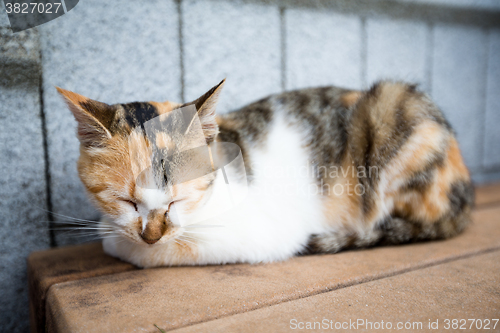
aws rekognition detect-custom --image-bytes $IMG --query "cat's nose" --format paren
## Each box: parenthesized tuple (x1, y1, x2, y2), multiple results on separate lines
(140, 209, 168, 244)
(140, 233, 161, 244)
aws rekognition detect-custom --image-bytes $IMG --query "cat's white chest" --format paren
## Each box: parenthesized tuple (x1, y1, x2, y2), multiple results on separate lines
(191, 114, 327, 264)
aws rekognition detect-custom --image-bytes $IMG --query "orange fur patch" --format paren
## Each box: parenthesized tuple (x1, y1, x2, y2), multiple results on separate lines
(56, 87, 89, 106)
(77, 135, 136, 216)
(173, 238, 198, 259)
(149, 101, 182, 115)
(322, 158, 364, 229)
(388, 128, 469, 224)
(155, 132, 175, 150)
(340, 91, 363, 108)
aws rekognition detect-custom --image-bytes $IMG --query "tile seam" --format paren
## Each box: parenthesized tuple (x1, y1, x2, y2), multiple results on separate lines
(38, 39, 56, 248)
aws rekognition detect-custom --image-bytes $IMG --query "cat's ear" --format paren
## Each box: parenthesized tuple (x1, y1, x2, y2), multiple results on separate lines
(191, 79, 225, 143)
(56, 87, 115, 148)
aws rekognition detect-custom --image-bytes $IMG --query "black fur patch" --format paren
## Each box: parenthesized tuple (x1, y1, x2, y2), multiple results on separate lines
(448, 180, 475, 216)
(122, 102, 159, 131)
(217, 126, 253, 178)
(403, 153, 445, 193)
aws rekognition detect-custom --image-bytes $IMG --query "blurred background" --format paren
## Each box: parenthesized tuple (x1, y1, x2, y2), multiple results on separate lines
(1, 0, 499, 331)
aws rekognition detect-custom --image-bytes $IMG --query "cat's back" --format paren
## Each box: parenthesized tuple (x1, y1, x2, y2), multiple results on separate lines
(216, 85, 356, 167)
(217, 81, 473, 254)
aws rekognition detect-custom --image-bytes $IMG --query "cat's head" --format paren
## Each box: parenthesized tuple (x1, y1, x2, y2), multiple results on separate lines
(57, 80, 225, 246)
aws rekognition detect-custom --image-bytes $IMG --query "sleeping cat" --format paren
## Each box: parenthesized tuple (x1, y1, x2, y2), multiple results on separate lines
(57, 79, 474, 268)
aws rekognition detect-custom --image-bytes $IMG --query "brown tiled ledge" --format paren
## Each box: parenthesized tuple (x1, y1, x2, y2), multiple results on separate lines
(43, 207, 500, 332)
(28, 243, 136, 333)
(173, 251, 500, 333)
(28, 183, 500, 332)
(475, 182, 500, 208)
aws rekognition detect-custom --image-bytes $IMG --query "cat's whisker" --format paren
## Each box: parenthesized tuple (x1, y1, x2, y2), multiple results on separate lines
(177, 239, 196, 246)
(54, 225, 117, 233)
(175, 237, 197, 246)
(182, 230, 211, 235)
(111, 230, 134, 244)
(41, 219, 101, 224)
(58, 228, 114, 234)
(48, 227, 114, 233)
(182, 230, 213, 236)
(48, 220, 102, 227)
(56, 232, 103, 239)
(54, 216, 100, 224)
(179, 234, 199, 241)
(114, 235, 130, 244)
(34, 208, 101, 224)
(115, 228, 130, 236)
(98, 234, 123, 239)
(62, 228, 108, 234)
(95, 234, 118, 238)
(183, 224, 224, 229)
(50, 223, 103, 227)
(50, 227, 114, 231)
(106, 235, 129, 246)
(48, 232, 114, 239)
(41, 222, 102, 228)
(179, 234, 208, 244)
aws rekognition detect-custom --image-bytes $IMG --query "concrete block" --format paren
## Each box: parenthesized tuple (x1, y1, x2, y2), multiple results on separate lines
(366, 18, 428, 90)
(0, 27, 49, 332)
(286, 8, 363, 90)
(38, 0, 181, 245)
(431, 24, 487, 171)
(182, 0, 281, 113)
(483, 29, 500, 169)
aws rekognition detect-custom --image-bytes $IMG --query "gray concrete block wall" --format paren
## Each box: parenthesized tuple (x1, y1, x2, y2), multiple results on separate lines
(182, 0, 281, 112)
(484, 29, 500, 169)
(431, 24, 488, 172)
(285, 9, 363, 90)
(1, 0, 500, 331)
(366, 18, 429, 90)
(0, 27, 50, 332)
(34, 1, 500, 248)
(38, 0, 181, 245)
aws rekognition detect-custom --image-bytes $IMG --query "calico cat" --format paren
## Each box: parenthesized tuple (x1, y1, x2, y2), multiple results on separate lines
(57, 79, 474, 267)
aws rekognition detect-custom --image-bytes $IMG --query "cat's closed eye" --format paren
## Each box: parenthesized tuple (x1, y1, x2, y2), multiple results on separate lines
(122, 199, 138, 212)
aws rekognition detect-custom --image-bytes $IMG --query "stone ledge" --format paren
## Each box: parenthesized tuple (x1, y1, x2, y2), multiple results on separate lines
(42, 206, 500, 332)
(28, 243, 136, 333)
(173, 250, 500, 332)
(475, 182, 500, 208)
(26, 183, 500, 332)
